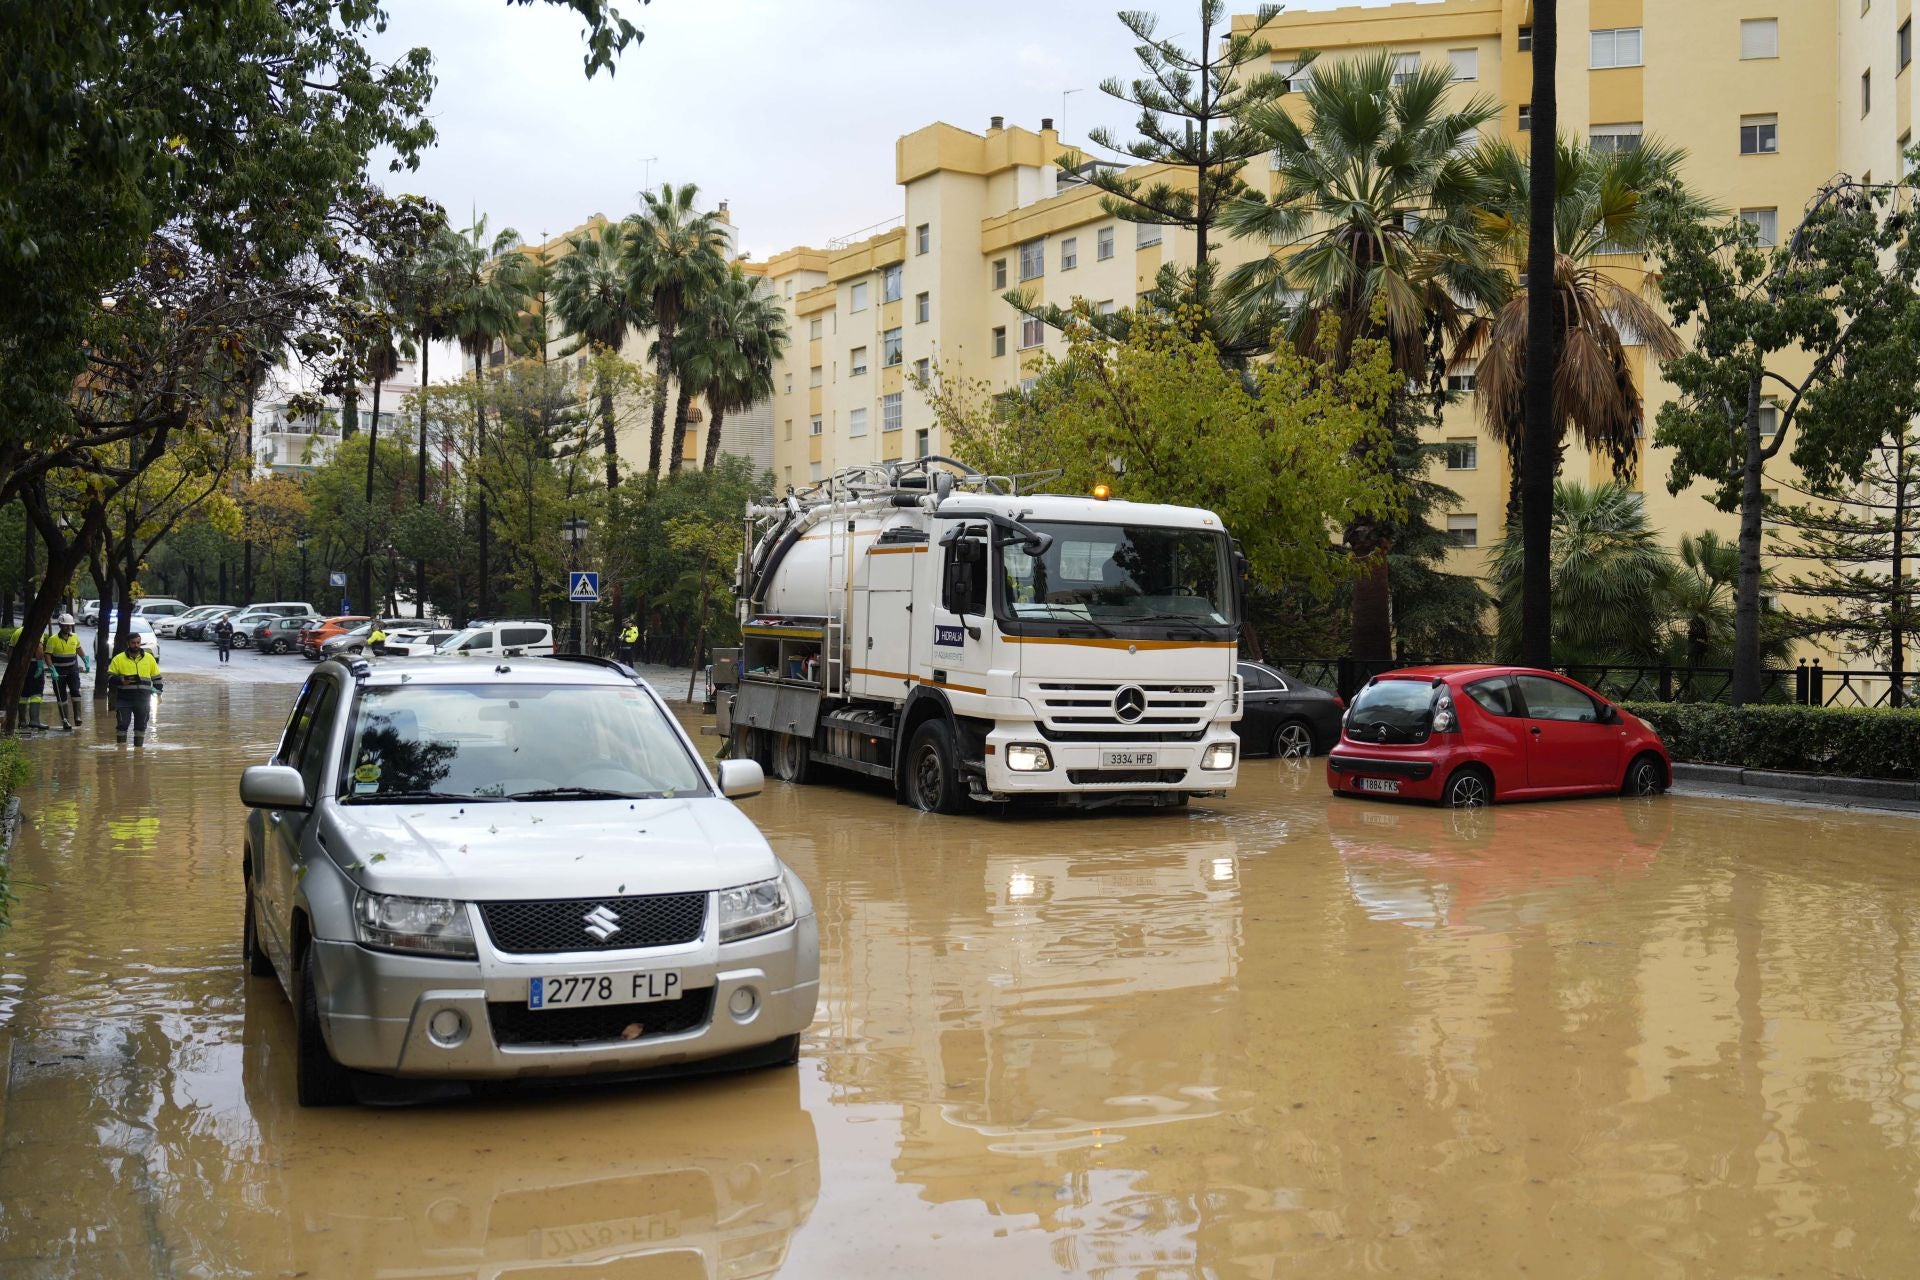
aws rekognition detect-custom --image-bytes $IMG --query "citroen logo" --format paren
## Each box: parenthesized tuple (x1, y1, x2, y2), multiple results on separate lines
(583, 904, 620, 941)
(1113, 685, 1148, 723)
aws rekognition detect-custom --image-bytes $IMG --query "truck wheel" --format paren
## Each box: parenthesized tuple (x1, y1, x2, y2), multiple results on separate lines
(906, 721, 969, 814)
(294, 941, 356, 1108)
(771, 732, 813, 784)
(733, 727, 772, 767)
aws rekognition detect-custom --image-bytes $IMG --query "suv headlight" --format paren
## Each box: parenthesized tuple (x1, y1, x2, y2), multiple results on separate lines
(1005, 743, 1053, 772)
(1201, 742, 1237, 770)
(718, 877, 793, 942)
(353, 890, 477, 958)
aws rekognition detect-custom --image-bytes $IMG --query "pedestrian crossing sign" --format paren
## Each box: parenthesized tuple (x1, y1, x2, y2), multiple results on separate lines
(568, 571, 600, 602)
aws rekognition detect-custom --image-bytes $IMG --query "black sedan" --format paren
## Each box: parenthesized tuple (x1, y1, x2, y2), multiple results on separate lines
(1235, 661, 1345, 757)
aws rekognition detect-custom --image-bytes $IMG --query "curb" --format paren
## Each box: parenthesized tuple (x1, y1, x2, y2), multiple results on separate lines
(1672, 762, 1920, 805)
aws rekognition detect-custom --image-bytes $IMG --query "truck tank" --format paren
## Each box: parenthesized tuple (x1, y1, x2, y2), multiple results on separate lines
(747, 505, 924, 620)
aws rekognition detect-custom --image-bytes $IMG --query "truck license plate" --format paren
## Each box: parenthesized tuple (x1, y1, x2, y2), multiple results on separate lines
(1102, 750, 1157, 768)
(529, 971, 681, 1010)
(1359, 777, 1400, 794)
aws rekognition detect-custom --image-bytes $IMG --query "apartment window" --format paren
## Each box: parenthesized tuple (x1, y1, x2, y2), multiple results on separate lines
(809, 461, 823, 482)
(1762, 488, 1780, 528)
(810, 415, 822, 436)
(809, 317, 823, 340)
(784, 373, 793, 394)
(882, 264, 902, 303)
(1741, 114, 1779, 154)
(809, 364, 822, 387)
(1740, 18, 1778, 60)
(1097, 226, 1115, 260)
(915, 427, 930, 458)
(1590, 123, 1643, 154)
(1446, 514, 1480, 548)
(1020, 316, 1045, 349)
(1275, 58, 1314, 92)
(1590, 27, 1643, 69)
(1901, 20, 1912, 71)
(1449, 48, 1478, 81)
(882, 327, 902, 367)
(1518, 25, 1532, 52)
(1391, 52, 1418, 85)
(1060, 236, 1078, 271)
(1758, 401, 1781, 436)
(1019, 239, 1045, 281)
(915, 222, 930, 254)
(783, 465, 791, 486)
(783, 418, 793, 441)
(992, 258, 1007, 289)
(851, 281, 869, 312)
(1446, 368, 1478, 394)
(1096, 299, 1117, 316)
(1741, 207, 1779, 247)
(1019, 376, 1039, 394)
(913, 357, 930, 382)
(915, 291, 930, 323)
(850, 346, 868, 376)
(1903, 131, 1915, 174)
(1137, 222, 1163, 248)
(881, 392, 903, 432)
(1446, 439, 1479, 470)
(1518, 104, 1532, 131)
(992, 326, 1007, 357)
(849, 407, 868, 438)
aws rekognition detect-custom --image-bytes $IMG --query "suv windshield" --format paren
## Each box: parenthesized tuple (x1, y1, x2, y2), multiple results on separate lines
(1347, 679, 1435, 743)
(340, 682, 707, 802)
(998, 521, 1233, 625)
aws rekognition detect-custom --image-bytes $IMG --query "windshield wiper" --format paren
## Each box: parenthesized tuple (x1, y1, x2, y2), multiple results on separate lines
(345, 790, 508, 804)
(507, 786, 645, 800)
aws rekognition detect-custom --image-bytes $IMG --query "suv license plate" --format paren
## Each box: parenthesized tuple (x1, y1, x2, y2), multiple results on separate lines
(1102, 751, 1157, 768)
(1359, 777, 1400, 795)
(529, 971, 681, 1010)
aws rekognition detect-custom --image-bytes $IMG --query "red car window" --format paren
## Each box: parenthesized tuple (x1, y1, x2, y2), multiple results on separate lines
(1515, 675, 1604, 723)
(1464, 676, 1520, 717)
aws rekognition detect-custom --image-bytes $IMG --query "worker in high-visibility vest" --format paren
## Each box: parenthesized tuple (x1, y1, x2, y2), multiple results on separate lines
(106, 632, 164, 747)
(620, 621, 640, 665)
(368, 624, 388, 653)
(44, 612, 91, 729)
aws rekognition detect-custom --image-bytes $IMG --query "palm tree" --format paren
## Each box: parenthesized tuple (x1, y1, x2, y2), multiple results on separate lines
(1492, 480, 1672, 663)
(1660, 530, 1792, 669)
(680, 265, 790, 472)
(399, 227, 464, 615)
(1219, 51, 1502, 660)
(624, 184, 727, 481)
(1457, 137, 1701, 522)
(550, 219, 653, 491)
(359, 327, 403, 616)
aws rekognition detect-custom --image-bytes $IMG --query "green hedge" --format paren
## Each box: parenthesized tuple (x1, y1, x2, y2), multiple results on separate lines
(1622, 701, 1920, 780)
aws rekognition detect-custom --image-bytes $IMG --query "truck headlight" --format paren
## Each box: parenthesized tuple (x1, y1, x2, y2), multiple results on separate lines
(1201, 742, 1237, 771)
(719, 877, 793, 942)
(1005, 743, 1053, 772)
(353, 891, 476, 958)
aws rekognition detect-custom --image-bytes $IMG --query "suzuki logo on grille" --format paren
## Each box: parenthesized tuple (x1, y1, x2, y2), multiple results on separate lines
(1113, 685, 1148, 723)
(582, 905, 620, 941)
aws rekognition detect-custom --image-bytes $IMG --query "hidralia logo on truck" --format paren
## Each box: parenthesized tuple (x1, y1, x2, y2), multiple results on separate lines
(933, 624, 965, 649)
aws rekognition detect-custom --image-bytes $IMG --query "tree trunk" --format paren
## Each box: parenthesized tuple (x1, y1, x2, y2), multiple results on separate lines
(647, 321, 674, 485)
(1891, 433, 1906, 707)
(475, 349, 490, 618)
(1520, 0, 1559, 669)
(701, 405, 728, 472)
(668, 382, 693, 475)
(1731, 373, 1766, 705)
(0, 496, 101, 734)
(1348, 548, 1392, 663)
(361, 378, 383, 615)
(417, 334, 430, 618)
(599, 373, 621, 491)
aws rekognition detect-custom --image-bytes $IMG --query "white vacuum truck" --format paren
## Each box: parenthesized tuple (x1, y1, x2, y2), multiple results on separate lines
(715, 459, 1243, 811)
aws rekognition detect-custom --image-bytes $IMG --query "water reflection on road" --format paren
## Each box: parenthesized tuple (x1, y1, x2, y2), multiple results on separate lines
(2, 681, 1919, 1276)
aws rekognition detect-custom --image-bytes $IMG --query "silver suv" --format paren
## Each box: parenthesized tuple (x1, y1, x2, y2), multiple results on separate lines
(239, 654, 818, 1106)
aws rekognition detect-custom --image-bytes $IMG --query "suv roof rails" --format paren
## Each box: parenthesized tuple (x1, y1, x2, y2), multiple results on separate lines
(543, 653, 640, 679)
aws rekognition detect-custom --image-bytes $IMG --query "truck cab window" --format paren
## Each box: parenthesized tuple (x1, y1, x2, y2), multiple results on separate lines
(943, 534, 988, 616)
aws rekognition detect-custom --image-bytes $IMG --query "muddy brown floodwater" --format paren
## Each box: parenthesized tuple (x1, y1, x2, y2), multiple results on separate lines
(3, 677, 1920, 1277)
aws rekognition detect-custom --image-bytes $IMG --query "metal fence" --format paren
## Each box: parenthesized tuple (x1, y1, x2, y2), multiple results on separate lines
(1270, 656, 1913, 709)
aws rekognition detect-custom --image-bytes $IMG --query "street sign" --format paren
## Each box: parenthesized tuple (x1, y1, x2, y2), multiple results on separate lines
(568, 571, 600, 603)
(328, 571, 347, 588)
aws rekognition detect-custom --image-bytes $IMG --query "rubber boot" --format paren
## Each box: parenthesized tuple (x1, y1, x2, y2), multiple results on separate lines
(133, 734, 145, 748)
(28, 702, 42, 730)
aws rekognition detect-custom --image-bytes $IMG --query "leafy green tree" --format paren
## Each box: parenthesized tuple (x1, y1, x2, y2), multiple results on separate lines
(1651, 173, 1920, 703)
(680, 265, 791, 472)
(624, 184, 728, 479)
(551, 220, 656, 490)
(1219, 51, 1499, 659)
(1492, 481, 1671, 664)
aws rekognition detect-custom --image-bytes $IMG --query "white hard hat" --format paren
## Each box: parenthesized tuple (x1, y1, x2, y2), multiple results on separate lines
(56, 613, 75, 626)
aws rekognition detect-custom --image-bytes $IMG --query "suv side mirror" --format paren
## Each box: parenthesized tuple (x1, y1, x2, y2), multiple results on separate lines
(716, 759, 764, 799)
(240, 764, 309, 810)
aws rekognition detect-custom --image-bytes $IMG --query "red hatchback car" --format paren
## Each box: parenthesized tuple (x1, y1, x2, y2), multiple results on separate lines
(1327, 665, 1671, 806)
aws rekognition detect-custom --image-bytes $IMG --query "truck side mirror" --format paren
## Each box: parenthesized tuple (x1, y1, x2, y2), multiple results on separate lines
(943, 561, 976, 613)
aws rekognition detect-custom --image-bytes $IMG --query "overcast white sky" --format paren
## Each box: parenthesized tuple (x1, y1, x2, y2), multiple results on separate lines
(371, 0, 1397, 260)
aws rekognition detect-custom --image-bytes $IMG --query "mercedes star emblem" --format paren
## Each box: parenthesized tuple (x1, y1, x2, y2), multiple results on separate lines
(1113, 685, 1148, 723)
(583, 904, 620, 941)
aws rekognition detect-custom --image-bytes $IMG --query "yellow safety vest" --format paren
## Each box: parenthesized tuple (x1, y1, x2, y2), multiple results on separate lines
(108, 651, 160, 684)
(45, 632, 83, 658)
(369, 629, 387, 644)
(621, 625, 639, 643)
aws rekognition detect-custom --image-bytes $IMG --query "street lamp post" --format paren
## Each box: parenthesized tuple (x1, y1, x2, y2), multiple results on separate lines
(562, 515, 589, 655)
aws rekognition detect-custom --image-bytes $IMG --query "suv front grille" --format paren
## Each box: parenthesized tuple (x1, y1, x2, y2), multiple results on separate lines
(487, 988, 713, 1046)
(479, 893, 706, 955)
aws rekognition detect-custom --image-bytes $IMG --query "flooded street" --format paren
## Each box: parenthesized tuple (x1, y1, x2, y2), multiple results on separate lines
(4, 673, 1920, 1277)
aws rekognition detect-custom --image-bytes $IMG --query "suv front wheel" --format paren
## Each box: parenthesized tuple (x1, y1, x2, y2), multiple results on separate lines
(295, 941, 356, 1107)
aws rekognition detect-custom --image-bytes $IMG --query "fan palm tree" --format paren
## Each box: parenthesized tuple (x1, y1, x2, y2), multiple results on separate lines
(1491, 480, 1672, 663)
(679, 265, 790, 473)
(624, 184, 727, 481)
(1659, 529, 1792, 668)
(550, 219, 653, 491)
(1457, 137, 1704, 521)
(1218, 51, 1502, 659)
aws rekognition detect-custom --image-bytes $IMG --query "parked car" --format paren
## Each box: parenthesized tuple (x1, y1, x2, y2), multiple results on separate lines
(180, 605, 243, 640)
(1327, 665, 1671, 807)
(158, 604, 232, 638)
(434, 620, 556, 659)
(223, 609, 279, 648)
(78, 599, 101, 626)
(374, 627, 455, 657)
(131, 598, 189, 622)
(1234, 661, 1345, 757)
(94, 615, 163, 659)
(255, 612, 322, 655)
(239, 653, 815, 1105)
(300, 615, 370, 659)
(318, 618, 411, 658)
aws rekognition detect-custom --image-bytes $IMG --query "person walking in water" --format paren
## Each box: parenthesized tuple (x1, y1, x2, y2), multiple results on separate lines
(107, 631, 164, 747)
(213, 614, 234, 662)
(44, 612, 90, 729)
